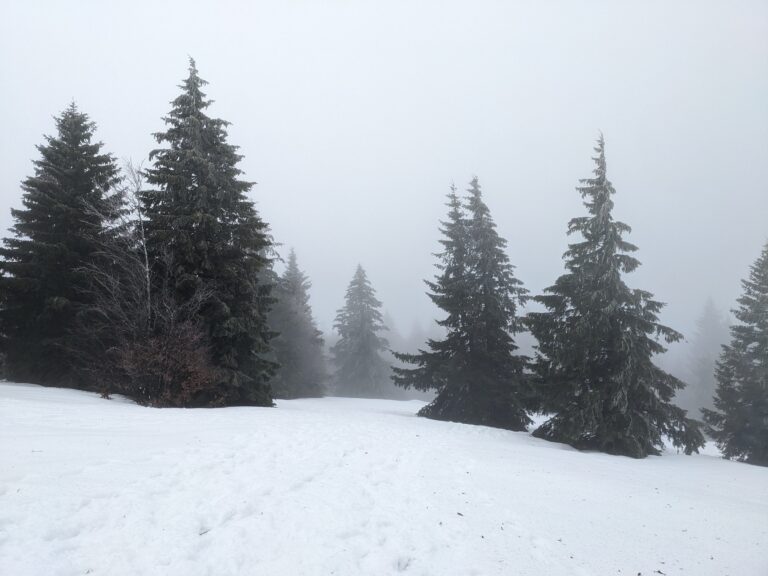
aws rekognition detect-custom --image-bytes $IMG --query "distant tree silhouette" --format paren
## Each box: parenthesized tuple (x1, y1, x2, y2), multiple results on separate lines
(332, 265, 392, 398)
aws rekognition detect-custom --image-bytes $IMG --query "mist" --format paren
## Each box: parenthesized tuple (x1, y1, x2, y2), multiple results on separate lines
(2, 4, 768, 574)
(1, 0, 766, 362)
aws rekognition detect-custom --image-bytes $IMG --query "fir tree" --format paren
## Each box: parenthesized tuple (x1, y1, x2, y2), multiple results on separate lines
(142, 59, 274, 407)
(269, 249, 326, 399)
(0, 103, 120, 386)
(703, 242, 768, 466)
(332, 265, 391, 398)
(393, 180, 530, 430)
(526, 136, 704, 457)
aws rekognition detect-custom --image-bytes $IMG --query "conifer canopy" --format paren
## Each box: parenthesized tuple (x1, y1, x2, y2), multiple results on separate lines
(526, 136, 704, 458)
(0, 103, 120, 386)
(703, 242, 768, 466)
(332, 265, 391, 398)
(142, 59, 275, 407)
(393, 179, 530, 430)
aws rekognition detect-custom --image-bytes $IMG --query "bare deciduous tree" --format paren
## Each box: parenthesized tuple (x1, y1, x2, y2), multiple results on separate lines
(73, 161, 220, 406)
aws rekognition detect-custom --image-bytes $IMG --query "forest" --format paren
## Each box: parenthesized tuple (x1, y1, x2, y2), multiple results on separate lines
(0, 59, 765, 465)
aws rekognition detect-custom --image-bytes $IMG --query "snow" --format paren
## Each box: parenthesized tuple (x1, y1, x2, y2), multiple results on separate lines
(1, 383, 766, 576)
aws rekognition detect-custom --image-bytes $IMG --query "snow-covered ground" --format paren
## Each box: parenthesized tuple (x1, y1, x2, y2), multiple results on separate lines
(0, 383, 766, 576)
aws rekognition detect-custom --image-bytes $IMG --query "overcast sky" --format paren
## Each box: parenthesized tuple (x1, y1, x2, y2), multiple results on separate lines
(1, 0, 766, 349)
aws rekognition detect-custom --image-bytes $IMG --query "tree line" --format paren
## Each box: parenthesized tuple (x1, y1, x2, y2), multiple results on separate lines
(0, 60, 764, 464)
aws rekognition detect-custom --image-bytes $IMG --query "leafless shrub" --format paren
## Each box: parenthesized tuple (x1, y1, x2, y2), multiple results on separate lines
(73, 161, 220, 406)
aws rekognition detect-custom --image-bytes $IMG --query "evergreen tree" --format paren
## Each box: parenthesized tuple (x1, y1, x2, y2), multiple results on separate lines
(0, 103, 120, 386)
(703, 242, 768, 466)
(526, 136, 704, 457)
(142, 59, 274, 407)
(393, 180, 530, 430)
(269, 249, 326, 399)
(332, 265, 391, 398)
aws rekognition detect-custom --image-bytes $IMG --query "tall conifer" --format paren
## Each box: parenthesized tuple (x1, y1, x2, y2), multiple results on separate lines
(142, 59, 274, 406)
(526, 136, 703, 457)
(394, 180, 530, 430)
(703, 242, 768, 465)
(0, 103, 120, 385)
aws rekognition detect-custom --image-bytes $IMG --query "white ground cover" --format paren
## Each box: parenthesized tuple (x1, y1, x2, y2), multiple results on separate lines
(0, 382, 765, 576)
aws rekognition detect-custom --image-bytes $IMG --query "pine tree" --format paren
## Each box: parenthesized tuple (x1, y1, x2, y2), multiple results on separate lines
(332, 265, 391, 398)
(393, 180, 530, 430)
(0, 103, 120, 386)
(703, 242, 768, 465)
(526, 136, 704, 457)
(142, 59, 274, 407)
(269, 249, 326, 399)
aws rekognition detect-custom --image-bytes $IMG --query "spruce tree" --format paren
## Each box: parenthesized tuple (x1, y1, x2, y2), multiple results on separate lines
(332, 265, 391, 398)
(703, 242, 768, 466)
(526, 136, 704, 457)
(393, 180, 530, 430)
(269, 249, 326, 399)
(0, 103, 120, 386)
(142, 59, 274, 407)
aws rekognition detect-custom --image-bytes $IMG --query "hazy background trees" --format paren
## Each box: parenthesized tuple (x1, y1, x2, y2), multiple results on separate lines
(674, 298, 731, 417)
(704, 242, 768, 465)
(331, 265, 394, 398)
(269, 249, 326, 399)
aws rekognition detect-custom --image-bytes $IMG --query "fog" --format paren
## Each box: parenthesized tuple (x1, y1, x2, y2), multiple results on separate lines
(1, 0, 766, 360)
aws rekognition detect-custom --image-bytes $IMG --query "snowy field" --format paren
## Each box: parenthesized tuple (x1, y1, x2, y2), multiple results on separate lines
(0, 383, 766, 576)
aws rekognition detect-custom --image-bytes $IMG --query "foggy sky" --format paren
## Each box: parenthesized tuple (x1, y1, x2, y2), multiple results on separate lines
(1, 1, 766, 352)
